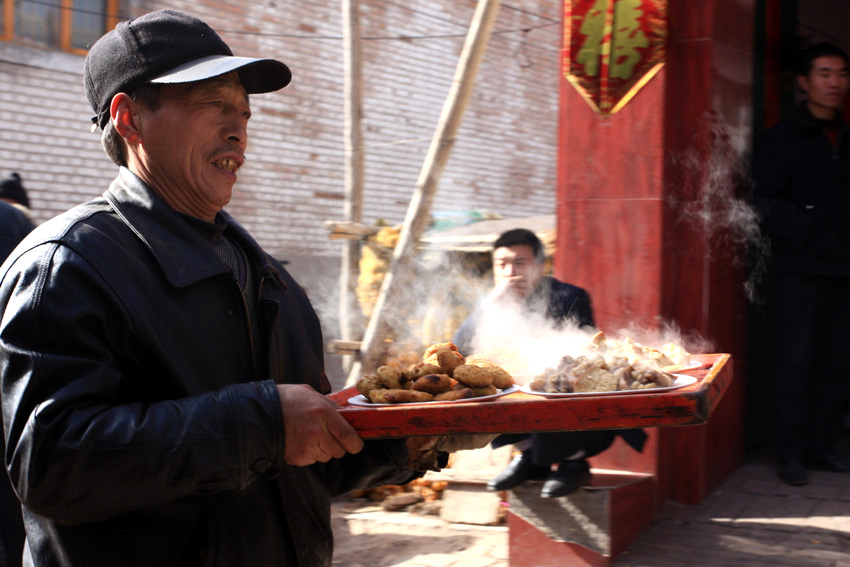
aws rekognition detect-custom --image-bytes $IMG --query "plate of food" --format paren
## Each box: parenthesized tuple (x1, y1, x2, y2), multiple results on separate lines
(519, 374, 697, 398)
(347, 385, 519, 407)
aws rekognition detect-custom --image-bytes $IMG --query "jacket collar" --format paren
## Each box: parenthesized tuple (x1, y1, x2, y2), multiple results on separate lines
(104, 167, 260, 289)
(792, 100, 850, 136)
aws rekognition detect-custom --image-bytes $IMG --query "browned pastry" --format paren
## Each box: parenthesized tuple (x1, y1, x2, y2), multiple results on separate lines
(468, 385, 498, 397)
(376, 365, 404, 389)
(356, 374, 382, 397)
(452, 364, 494, 388)
(464, 358, 514, 389)
(403, 362, 442, 381)
(434, 388, 474, 401)
(423, 342, 465, 376)
(369, 388, 434, 403)
(411, 373, 453, 394)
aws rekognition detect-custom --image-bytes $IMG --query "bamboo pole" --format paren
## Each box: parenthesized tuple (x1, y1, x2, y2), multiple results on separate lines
(346, 0, 503, 386)
(340, 0, 365, 373)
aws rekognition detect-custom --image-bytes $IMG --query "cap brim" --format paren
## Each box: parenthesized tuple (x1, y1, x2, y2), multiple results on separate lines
(149, 54, 291, 93)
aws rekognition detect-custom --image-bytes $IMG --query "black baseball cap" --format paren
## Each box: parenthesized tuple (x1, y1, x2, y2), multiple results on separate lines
(85, 9, 292, 130)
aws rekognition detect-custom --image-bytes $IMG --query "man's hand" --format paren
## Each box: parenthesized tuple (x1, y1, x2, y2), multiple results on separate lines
(277, 384, 364, 466)
(485, 275, 527, 306)
(435, 434, 498, 453)
(405, 434, 499, 471)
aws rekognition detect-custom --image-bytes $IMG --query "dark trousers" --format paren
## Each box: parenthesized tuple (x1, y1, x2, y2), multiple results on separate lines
(772, 272, 850, 463)
(492, 431, 618, 467)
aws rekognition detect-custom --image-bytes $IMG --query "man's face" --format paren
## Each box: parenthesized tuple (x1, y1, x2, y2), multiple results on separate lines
(492, 244, 544, 300)
(799, 55, 850, 118)
(129, 72, 251, 221)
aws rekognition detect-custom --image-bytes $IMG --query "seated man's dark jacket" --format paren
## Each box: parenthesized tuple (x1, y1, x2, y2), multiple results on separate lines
(453, 276, 646, 457)
(0, 168, 419, 567)
(752, 102, 850, 275)
(453, 276, 595, 352)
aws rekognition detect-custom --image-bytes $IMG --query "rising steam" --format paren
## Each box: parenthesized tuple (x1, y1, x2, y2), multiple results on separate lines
(667, 111, 770, 304)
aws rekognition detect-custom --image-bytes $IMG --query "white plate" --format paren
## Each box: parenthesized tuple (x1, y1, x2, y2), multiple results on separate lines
(347, 385, 519, 407)
(518, 374, 698, 398)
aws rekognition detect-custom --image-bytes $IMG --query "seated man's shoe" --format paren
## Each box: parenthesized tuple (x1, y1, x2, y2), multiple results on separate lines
(778, 459, 809, 486)
(540, 459, 591, 498)
(487, 453, 550, 491)
(805, 454, 850, 473)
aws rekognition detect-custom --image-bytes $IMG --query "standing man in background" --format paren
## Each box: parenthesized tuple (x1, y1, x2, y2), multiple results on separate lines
(753, 41, 850, 486)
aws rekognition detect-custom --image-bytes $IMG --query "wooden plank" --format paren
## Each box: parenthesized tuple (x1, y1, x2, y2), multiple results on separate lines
(333, 354, 731, 438)
(325, 221, 379, 240)
(340, 0, 366, 374)
(326, 340, 362, 355)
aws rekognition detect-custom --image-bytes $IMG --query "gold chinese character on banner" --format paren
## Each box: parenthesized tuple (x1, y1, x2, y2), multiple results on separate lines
(564, 0, 667, 115)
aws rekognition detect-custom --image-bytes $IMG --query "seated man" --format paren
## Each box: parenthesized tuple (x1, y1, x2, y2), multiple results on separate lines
(453, 228, 646, 498)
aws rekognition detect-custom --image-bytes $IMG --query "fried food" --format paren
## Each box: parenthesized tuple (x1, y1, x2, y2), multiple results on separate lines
(573, 367, 619, 393)
(529, 333, 686, 394)
(369, 388, 434, 403)
(468, 385, 498, 397)
(423, 341, 458, 359)
(659, 342, 692, 369)
(452, 364, 494, 388)
(356, 341, 517, 404)
(411, 373, 453, 394)
(434, 388, 474, 401)
(403, 362, 442, 381)
(423, 342, 465, 376)
(356, 373, 382, 397)
(376, 365, 404, 389)
(631, 363, 675, 388)
(465, 358, 515, 389)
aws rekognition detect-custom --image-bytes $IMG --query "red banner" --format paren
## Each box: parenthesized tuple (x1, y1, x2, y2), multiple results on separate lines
(563, 0, 667, 115)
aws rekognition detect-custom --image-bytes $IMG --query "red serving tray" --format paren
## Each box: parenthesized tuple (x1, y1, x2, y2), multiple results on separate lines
(331, 353, 731, 439)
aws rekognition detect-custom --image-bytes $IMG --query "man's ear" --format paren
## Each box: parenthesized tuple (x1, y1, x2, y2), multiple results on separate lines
(797, 74, 810, 95)
(110, 93, 143, 144)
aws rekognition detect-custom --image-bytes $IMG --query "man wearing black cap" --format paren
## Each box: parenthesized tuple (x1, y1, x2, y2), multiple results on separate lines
(0, 10, 461, 566)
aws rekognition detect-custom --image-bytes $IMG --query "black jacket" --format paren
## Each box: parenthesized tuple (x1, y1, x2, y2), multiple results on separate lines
(0, 201, 33, 262)
(452, 276, 595, 355)
(0, 168, 417, 567)
(752, 102, 850, 275)
(0, 200, 32, 567)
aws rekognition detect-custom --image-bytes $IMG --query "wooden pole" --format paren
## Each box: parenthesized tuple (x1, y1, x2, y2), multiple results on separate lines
(346, 0, 503, 385)
(340, 0, 365, 373)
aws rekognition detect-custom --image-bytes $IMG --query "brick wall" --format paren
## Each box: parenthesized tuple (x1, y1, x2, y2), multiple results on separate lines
(0, 1, 562, 382)
(0, 0, 562, 258)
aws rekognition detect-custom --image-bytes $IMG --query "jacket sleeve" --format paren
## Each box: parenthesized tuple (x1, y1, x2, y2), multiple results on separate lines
(751, 129, 814, 249)
(0, 244, 285, 525)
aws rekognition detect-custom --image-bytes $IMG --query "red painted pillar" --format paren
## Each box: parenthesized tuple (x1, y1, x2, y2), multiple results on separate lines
(555, 0, 754, 506)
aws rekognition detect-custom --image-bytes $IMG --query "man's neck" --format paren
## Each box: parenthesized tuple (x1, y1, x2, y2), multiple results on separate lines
(806, 100, 838, 121)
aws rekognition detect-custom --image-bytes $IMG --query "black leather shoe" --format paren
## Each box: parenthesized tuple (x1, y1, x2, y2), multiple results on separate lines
(805, 454, 850, 474)
(487, 454, 551, 491)
(540, 459, 591, 498)
(778, 459, 809, 486)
